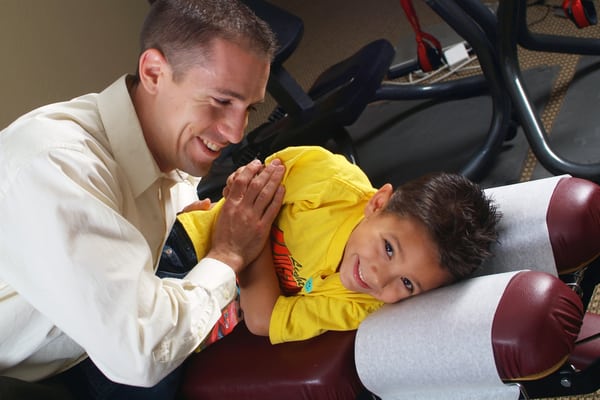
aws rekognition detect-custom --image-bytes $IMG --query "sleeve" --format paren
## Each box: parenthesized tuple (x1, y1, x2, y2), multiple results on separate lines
(0, 147, 236, 386)
(269, 294, 382, 344)
(176, 200, 224, 260)
(265, 146, 374, 207)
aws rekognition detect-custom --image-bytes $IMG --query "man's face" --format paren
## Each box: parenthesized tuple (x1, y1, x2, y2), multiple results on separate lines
(145, 38, 270, 176)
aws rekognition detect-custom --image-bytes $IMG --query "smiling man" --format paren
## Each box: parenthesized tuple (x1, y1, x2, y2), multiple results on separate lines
(0, 1, 284, 399)
(135, 36, 271, 177)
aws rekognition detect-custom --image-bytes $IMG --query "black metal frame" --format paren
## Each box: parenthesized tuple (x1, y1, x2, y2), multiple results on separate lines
(496, 0, 600, 181)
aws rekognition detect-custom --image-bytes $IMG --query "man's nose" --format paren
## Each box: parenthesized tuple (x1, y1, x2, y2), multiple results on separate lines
(218, 111, 248, 144)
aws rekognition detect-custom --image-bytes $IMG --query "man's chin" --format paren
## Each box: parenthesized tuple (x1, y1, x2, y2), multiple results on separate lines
(181, 161, 211, 177)
(185, 143, 222, 176)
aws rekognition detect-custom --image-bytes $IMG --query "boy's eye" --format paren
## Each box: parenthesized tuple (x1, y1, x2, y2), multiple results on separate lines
(384, 240, 393, 258)
(402, 277, 414, 293)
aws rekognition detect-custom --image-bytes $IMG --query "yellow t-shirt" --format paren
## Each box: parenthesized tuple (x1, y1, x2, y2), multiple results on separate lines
(177, 146, 384, 344)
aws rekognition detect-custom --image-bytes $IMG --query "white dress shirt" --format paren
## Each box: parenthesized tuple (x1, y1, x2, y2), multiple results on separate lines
(0, 75, 237, 386)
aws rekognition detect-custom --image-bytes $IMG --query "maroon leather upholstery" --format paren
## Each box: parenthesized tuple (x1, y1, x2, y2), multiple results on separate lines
(492, 270, 583, 380)
(569, 312, 600, 370)
(547, 177, 600, 274)
(179, 322, 364, 400)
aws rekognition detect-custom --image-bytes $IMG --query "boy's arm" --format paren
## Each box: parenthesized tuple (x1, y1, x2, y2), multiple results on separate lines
(237, 241, 280, 336)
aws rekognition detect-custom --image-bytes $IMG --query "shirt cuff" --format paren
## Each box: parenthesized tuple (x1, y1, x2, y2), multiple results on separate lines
(185, 258, 237, 309)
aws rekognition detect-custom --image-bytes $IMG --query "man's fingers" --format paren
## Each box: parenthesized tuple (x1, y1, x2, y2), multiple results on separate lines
(261, 185, 285, 223)
(210, 158, 285, 270)
(181, 198, 212, 213)
(243, 159, 284, 207)
(225, 159, 263, 201)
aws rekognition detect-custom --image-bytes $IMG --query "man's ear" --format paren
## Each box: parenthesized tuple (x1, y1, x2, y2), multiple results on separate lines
(138, 48, 169, 95)
(365, 183, 393, 216)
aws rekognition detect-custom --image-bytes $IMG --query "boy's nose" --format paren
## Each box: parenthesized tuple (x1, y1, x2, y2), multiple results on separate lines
(369, 264, 390, 289)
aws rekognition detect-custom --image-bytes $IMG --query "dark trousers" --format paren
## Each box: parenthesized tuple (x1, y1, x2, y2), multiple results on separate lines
(0, 359, 185, 400)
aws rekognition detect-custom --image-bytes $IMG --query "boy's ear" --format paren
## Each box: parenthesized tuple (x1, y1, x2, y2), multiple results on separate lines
(138, 48, 169, 95)
(365, 183, 394, 216)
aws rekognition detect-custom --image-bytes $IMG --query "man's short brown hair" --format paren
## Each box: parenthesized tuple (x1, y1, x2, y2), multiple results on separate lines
(140, 0, 277, 81)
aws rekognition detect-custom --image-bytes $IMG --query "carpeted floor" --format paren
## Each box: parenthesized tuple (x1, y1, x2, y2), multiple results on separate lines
(258, 1, 600, 399)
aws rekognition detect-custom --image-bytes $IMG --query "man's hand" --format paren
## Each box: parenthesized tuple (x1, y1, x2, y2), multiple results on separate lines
(180, 198, 212, 213)
(207, 159, 285, 273)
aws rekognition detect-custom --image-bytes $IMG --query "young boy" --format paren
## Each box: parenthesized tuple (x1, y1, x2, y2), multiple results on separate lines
(164, 146, 500, 345)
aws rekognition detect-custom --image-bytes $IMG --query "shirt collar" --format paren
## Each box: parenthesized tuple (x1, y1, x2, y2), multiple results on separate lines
(96, 75, 162, 198)
(96, 75, 201, 198)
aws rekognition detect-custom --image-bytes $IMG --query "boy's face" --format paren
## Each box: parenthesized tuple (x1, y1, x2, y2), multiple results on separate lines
(338, 185, 452, 303)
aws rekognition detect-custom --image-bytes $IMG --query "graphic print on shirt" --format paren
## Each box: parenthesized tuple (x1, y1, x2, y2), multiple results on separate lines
(271, 226, 305, 295)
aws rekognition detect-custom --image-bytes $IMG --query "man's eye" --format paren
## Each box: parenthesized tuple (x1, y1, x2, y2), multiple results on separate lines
(402, 277, 414, 293)
(214, 98, 231, 106)
(384, 240, 393, 258)
(247, 105, 258, 113)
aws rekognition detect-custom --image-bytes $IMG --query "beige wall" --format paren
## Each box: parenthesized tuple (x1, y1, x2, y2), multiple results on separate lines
(0, 0, 150, 129)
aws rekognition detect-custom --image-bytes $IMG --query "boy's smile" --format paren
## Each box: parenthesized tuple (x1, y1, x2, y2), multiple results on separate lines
(354, 257, 370, 289)
(338, 185, 452, 303)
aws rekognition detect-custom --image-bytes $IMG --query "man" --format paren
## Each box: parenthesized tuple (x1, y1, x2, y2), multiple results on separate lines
(0, 0, 283, 398)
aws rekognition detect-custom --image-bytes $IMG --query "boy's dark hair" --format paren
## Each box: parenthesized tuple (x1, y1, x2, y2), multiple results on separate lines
(140, 0, 277, 81)
(383, 172, 500, 281)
